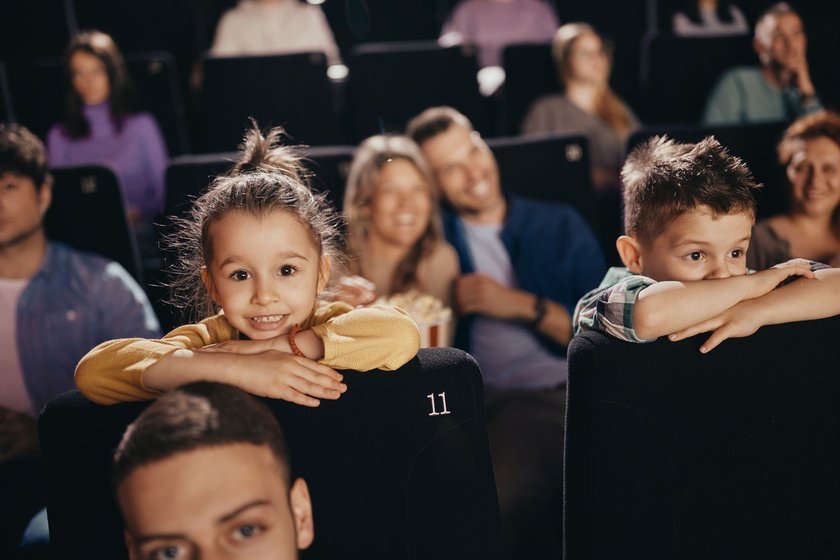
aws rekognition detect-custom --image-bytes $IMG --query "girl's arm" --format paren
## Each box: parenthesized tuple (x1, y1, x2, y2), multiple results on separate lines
(75, 314, 344, 406)
(312, 303, 421, 371)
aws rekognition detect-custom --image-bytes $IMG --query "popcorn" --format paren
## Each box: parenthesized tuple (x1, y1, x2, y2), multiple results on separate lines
(377, 290, 453, 348)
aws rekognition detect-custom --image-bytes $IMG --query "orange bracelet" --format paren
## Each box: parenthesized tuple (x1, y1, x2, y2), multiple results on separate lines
(288, 323, 304, 357)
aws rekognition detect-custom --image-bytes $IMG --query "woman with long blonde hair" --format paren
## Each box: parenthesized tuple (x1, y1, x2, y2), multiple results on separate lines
(522, 22, 640, 191)
(340, 134, 459, 307)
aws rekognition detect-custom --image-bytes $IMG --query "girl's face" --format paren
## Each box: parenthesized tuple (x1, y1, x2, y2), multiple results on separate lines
(787, 136, 840, 218)
(566, 32, 610, 86)
(202, 209, 330, 340)
(366, 158, 433, 250)
(69, 50, 110, 106)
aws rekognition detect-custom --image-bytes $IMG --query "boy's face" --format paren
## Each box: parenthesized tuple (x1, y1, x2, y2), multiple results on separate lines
(118, 443, 313, 560)
(632, 206, 753, 282)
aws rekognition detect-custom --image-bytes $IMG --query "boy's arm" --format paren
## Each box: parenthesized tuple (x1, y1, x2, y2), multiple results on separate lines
(670, 267, 840, 352)
(632, 260, 816, 340)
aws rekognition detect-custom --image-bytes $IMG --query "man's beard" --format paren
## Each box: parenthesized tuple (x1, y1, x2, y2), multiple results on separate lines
(0, 222, 43, 251)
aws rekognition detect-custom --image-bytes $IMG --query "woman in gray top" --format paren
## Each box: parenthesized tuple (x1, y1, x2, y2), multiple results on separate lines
(521, 23, 640, 191)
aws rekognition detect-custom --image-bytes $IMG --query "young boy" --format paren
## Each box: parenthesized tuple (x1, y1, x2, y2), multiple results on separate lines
(574, 135, 840, 352)
(112, 382, 314, 560)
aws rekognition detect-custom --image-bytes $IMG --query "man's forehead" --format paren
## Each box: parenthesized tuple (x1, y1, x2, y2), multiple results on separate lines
(424, 126, 479, 167)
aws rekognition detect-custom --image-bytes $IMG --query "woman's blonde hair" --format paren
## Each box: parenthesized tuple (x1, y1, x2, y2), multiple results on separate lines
(552, 22, 634, 138)
(343, 134, 443, 294)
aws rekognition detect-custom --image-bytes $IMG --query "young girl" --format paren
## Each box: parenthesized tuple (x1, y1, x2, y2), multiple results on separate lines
(75, 126, 420, 407)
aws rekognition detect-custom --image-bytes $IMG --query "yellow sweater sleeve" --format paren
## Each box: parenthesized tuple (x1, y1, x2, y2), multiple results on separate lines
(75, 303, 420, 405)
(75, 315, 237, 405)
(310, 302, 421, 371)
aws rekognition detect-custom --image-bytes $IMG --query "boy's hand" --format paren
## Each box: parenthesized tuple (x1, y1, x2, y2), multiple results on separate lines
(745, 259, 815, 299)
(231, 351, 346, 407)
(668, 299, 761, 353)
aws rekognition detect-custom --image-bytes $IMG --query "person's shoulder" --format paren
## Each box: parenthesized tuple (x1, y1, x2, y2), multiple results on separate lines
(124, 112, 161, 132)
(426, 240, 459, 266)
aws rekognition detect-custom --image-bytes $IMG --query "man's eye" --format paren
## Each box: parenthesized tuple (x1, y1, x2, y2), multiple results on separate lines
(230, 270, 251, 281)
(279, 265, 296, 276)
(149, 545, 188, 560)
(232, 523, 263, 541)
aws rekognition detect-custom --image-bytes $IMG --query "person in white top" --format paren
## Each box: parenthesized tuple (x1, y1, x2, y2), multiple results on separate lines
(211, 0, 342, 66)
(672, 0, 750, 37)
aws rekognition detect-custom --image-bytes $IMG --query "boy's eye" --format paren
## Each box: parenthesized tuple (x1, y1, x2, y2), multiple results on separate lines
(279, 265, 296, 277)
(688, 251, 703, 261)
(230, 270, 251, 281)
(730, 249, 744, 258)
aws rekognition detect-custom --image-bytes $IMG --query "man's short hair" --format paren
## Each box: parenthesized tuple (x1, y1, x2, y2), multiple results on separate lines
(406, 106, 474, 146)
(621, 136, 761, 246)
(0, 123, 50, 188)
(755, 2, 799, 38)
(113, 382, 291, 487)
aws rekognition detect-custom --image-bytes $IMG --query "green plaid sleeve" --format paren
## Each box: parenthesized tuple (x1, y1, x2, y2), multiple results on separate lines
(573, 268, 658, 343)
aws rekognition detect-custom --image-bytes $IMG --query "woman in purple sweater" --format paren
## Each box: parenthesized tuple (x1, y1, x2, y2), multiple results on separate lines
(47, 30, 168, 227)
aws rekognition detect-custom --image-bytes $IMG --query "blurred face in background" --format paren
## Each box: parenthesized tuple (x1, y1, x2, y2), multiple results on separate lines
(565, 32, 611, 87)
(755, 12, 806, 73)
(419, 123, 504, 222)
(786, 136, 840, 218)
(367, 158, 434, 250)
(69, 50, 110, 105)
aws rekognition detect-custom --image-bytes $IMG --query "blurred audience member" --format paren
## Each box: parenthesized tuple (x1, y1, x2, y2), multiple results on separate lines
(672, 0, 749, 37)
(703, 2, 822, 125)
(408, 106, 606, 559)
(47, 31, 168, 232)
(748, 111, 840, 270)
(439, 0, 559, 68)
(522, 23, 640, 191)
(0, 123, 159, 556)
(341, 134, 459, 308)
(212, 0, 341, 66)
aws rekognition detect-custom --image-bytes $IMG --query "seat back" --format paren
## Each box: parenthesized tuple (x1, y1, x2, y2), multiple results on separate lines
(198, 52, 342, 152)
(627, 121, 790, 220)
(500, 42, 559, 136)
(565, 315, 840, 559)
(348, 41, 489, 140)
(46, 165, 142, 281)
(487, 133, 606, 252)
(40, 348, 502, 560)
(0, 61, 14, 122)
(125, 51, 190, 155)
(640, 34, 755, 124)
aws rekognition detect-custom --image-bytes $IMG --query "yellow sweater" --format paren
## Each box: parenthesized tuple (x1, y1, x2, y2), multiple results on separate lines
(75, 302, 420, 405)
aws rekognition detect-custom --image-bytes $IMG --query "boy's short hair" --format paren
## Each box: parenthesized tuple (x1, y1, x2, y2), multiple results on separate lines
(0, 123, 50, 188)
(406, 106, 474, 146)
(113, 382, 291, 487)
(621, 136, 760, 246)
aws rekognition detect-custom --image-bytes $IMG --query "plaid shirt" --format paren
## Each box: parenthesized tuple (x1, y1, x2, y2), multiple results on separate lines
(573, 267, 657, 343)
(573, 259, 831, 343)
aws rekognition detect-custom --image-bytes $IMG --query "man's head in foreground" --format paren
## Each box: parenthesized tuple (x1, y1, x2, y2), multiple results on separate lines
(113, 382, 313, 560)
(618, 135, 761, 282)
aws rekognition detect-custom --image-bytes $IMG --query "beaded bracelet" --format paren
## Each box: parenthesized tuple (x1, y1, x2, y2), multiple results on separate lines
(288, 323, 304, 357)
